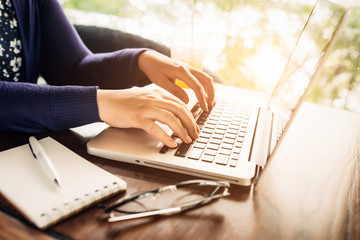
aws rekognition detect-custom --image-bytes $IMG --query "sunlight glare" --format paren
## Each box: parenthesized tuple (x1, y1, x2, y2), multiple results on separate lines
(246, 43, 287, 90)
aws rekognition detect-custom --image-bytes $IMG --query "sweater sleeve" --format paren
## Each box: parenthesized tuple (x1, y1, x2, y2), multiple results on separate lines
(38, 0, 147, 89)
(64, 48, 148, 90)
(0, 81, 101, 132)
(0, 0, 150, 133)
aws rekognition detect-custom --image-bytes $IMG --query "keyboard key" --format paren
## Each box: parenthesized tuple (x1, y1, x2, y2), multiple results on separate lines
(194, 142, 206, 149)
(188, 148, 203, 160)
(207, 144, 220, 150)
(159, 135, 178, 154)
(225, 133, 237, 139)
(232, 116, 242, 121)
(206, 123, 216, 129)
(175, 142, 192, 157)
(238, 132, 245, 137)
(197, 137, 209, 144)
(240, 127, 247, 133)
(229, 159, 237, 167)
(199, 132, 211, 139)
(223, 138, 235, 144)
(202, 128, 213, 134)
(191, 103, 202, 118)
(220, 116, 231, 122)
(211, 112, 222, 117)
(197, 114, 208, 125)
(204, 149, 217, 156)
(229, 124, 239, 130)
(219, 149, 231, 155)
(216, 125, 227, 130)
(210, 138, 222, 145)
(197, 117, 207, 124)
(218, 121, 229, 126)
(209, 116, 220, 121)
(202, 154, 215, 163)
(214, 129, 226, 135)
(159, 145, 168, 154)
(207, 119, 218, 125)
(230, 121, 241, 126)
(227, 129, 238, 134)
(237, 136, 245, 142)
(220, 143, 233, 150)
(234, 142, 242, 148)
(233, 147, 241, 154)
(215, 154, 229, 165)
(212, 133, 224, 140)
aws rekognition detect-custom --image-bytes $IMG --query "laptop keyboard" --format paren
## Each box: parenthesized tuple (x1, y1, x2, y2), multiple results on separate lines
(160, 97, 253, 168)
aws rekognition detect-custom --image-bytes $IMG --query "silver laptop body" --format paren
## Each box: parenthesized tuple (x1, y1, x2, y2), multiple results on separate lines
(87, 0, 348, 186)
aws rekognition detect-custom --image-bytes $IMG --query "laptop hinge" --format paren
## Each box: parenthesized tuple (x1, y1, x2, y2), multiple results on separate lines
(249, 107, 273, 169)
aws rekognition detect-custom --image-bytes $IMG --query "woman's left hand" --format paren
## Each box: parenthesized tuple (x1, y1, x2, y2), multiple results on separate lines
(138, 50, 215, 112)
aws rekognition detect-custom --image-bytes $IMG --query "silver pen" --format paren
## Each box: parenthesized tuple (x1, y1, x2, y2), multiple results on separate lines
(29, 136, 62, 187)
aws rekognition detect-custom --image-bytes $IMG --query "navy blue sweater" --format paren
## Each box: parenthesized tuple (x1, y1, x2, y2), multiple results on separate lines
(0, 0, 146, 132)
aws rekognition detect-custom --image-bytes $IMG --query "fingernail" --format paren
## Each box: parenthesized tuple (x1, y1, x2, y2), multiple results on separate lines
(196, 124, 200, 132)
(193, 130, 199, 140)
(204, 105, 209, 112)
(169, 139, 178, 148)
(186, 135, 192, 143)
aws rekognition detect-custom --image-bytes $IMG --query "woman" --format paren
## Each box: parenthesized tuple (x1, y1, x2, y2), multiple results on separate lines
(0, 0, 215, 148)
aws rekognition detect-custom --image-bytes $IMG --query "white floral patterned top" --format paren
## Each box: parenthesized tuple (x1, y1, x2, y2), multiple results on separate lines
(0, 0, 23, 82)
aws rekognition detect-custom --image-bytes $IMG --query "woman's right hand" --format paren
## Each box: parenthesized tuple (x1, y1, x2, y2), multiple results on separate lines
(97, 87, 199, 148)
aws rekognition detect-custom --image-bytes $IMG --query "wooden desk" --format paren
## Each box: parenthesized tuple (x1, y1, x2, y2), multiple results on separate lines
(1, 102, 359, 240)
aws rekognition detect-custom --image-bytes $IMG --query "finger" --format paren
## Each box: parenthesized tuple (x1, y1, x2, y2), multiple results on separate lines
(172, 66, 209, 112)
(153, 87, 189, 107)
(142, 120, 178, 148)
(191, 68, 215, 107)
(156, 90, 194, 116)
(151, 97, 198, 140)
(157, 79, 190, 104)
(141, 89, 195, 127)
(146, 107, 194, 144)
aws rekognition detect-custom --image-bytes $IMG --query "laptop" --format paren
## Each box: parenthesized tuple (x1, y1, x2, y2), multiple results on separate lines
(87, 0, 348, 186)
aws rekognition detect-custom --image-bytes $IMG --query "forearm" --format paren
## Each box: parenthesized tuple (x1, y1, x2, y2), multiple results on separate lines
(35, 0, 150, 89)
(62, 48, 150, 89)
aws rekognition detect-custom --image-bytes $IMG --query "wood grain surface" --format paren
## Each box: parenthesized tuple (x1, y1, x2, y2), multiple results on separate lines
(0, 102, 359, 240)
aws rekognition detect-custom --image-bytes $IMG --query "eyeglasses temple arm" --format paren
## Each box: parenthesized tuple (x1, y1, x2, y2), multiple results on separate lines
(107, 207, 182, 222)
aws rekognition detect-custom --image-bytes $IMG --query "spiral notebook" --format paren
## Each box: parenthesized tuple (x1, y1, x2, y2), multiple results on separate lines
(0, 137, 126, 229)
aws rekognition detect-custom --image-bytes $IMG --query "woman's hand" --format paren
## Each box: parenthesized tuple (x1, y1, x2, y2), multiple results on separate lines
(97, 87, 198, 148)
(138, 50, 215, 112)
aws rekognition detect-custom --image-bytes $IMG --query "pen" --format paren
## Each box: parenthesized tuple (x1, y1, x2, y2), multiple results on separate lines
(29, 136, 62, 187)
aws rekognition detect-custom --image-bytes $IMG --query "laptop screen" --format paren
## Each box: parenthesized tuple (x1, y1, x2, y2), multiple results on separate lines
(268, 0, 348, 117)
(261, 0, 349, 166)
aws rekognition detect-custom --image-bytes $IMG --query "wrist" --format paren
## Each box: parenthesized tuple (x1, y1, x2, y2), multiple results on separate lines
(136, 50, 151, 85)
(97, 89, 108, 123)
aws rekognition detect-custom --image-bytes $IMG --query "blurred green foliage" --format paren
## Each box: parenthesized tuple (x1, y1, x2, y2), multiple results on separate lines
(62, 0, 128, 15)
(62, 0, 359, 111)
(308, 7, 360, 110)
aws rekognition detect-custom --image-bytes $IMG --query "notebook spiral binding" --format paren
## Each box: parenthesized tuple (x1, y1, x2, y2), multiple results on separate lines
(38, 181, 123, 228)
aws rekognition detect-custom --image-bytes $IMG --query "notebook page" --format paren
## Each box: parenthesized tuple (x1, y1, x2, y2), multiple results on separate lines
(0, 137, 126, 229)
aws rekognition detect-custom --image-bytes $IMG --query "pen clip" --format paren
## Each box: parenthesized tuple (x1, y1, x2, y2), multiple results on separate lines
(28, 142, 37, 159)
(28, 136, 62, 187)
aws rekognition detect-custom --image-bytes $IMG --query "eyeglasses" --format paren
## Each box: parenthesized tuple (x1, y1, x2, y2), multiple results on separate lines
(102, 179, 230, 222)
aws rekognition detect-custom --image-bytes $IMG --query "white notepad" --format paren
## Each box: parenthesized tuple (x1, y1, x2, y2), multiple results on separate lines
(0, 137, 126, 229)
